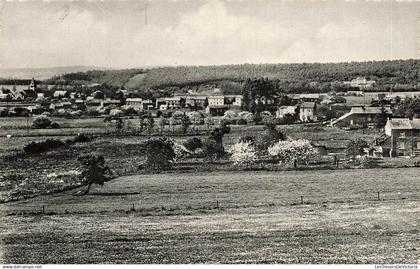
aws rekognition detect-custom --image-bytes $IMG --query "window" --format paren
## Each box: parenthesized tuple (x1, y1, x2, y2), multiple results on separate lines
(400, 132, 406, 138)
(399, 142, 405, 150)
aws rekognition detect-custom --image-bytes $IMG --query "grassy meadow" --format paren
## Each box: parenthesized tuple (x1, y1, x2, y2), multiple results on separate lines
(1, 169, 419, 263)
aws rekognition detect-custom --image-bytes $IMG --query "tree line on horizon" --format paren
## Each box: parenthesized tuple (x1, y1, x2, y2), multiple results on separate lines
(2, 59, 419, 95)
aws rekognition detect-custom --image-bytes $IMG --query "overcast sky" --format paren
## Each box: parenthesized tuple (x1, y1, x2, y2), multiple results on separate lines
(0, 0, 419, 69)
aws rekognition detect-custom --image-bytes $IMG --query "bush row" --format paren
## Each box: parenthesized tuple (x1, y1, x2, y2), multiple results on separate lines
(23, 133, 93, 154)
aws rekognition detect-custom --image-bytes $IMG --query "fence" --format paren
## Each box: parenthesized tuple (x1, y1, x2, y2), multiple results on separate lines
(3, 190, 419, 217)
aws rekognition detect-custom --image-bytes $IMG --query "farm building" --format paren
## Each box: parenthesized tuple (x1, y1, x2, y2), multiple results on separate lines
(53, 90, 69, 99)
(331, 106, 392, 128)
(292, 93, 323, 103)
(350, 77, 376, 89)
(329, 103, 352, 116)
(141, 100, 154, 110)
(205, 95, 242, 116)
(185, 96, 207, 109)
(383, 118, 420, 157)
(299, 102, 317, 122)
(164, 97, 183, 109)
(126, 98, 143, 110)
(207, 96, 225, 106)
(224, 95, 243, 107)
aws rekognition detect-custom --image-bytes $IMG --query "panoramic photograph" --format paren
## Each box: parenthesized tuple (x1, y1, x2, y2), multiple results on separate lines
(0, 0, 419, 266)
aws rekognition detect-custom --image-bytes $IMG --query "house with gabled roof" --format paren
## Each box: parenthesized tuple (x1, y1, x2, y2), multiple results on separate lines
(384, 118, 420, 157)
(299, 102, 317, 122)
(331, 106, 392, 128)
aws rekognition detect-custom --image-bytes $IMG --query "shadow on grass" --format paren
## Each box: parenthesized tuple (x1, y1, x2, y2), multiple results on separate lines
(87, 192, 142, 196)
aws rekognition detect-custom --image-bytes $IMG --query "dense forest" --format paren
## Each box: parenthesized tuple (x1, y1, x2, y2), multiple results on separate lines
(0, 79, 41, 85)
(37, 59, 420, 95)
(45, 69, 145, 88)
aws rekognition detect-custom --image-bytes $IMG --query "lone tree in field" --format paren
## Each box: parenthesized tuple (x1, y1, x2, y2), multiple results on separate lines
(145, 116, 155, 135)
(78, 154, 112, 194)
(142, 137, 176, 170)
(138, 117, 145, 134)
(210, 122, 231, 147)
(115, 116, 125, 135)
(180, 112, 191, 134)
(157, 117, 168, 134)
(203, 122, 231, 162)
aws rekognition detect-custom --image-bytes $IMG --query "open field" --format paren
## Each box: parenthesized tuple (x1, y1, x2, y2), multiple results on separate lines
(0, 116, 382, 154)
(0, 119, 397, 203)
(1, 169, 419, 263)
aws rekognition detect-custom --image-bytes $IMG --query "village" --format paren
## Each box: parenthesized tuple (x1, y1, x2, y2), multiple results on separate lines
(1, 76, 420, 159)
(1, 0, 420, 264)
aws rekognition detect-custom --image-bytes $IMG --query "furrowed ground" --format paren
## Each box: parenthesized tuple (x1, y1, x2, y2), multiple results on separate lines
(0, 169, 419, 264)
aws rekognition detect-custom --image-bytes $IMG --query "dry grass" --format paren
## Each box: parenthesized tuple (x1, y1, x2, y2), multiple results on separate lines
(0, 169, 419, 263)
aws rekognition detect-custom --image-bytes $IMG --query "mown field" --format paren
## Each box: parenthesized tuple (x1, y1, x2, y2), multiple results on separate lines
(0, 169, 419, 263)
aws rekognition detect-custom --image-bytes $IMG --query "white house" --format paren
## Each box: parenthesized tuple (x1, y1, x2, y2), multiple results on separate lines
(299, 102, 317, 122)
(207, 96, 225, 106)
(126, 98, 143, 110)
(350, 77, 375, 89)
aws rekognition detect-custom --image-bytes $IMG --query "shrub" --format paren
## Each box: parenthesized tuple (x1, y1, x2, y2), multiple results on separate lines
(24, 139, 68, 154)
(32, 116, 52, 129)
(142, 138, 176, 170)
(238, 111, 254, 123)
(237, 118, 247, 125)
(268, 139, 317, 166)
(346, 139, 369, 160)
(228, 141, 257, 168)
(180, 113, 190, 134)
(257, 125, 286, 151)
(203, 138, 225, 162)
(173, 142, 191, 162)
(50, 122, 60, 129)
(183, 137, 203, 152)
(73, 133, 92, 143)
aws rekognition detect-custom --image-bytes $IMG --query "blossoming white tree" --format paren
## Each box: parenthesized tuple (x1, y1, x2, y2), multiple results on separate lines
(238, 111, 254, 123)
(228, 141, 257, 168)
(268, 139, 317, 167)
(173, 142, 192, 162)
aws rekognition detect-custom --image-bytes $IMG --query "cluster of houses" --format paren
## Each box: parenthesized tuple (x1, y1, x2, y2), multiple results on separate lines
(126, 94, 243, 116)
(2, 77, 420, 157)
(0, 79, 245, 117)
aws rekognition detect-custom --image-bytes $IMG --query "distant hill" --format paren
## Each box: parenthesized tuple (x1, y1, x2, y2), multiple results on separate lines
(0, 66, 110, 80)
(17, 59, 420, 95)
(129, 59, 420, 90)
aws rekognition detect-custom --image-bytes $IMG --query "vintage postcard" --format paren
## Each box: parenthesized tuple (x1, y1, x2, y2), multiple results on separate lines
(0, 0, 419, 266)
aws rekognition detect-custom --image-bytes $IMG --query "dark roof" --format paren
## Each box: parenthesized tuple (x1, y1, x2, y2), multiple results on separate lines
(387, 118, 420, 130)
(300, 102, 316, 109)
